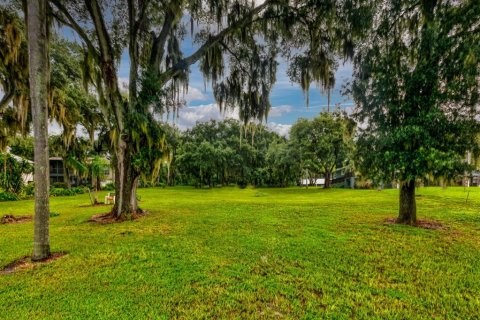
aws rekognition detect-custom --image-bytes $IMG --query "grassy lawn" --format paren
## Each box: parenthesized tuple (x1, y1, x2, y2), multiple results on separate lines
(1, 187, 479, 319)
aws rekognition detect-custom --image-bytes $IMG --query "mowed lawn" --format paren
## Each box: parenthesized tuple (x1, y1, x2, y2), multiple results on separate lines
(1, 187, 480, 319)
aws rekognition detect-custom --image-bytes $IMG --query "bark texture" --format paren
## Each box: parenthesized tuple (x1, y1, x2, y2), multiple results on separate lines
(398, 180, 417, 224)
(323, 171, 331, 189)
(27, 0, 51, 261)
(111, 144, 140, 219)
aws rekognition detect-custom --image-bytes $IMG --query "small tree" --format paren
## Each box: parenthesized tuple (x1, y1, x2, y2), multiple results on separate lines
(0, 153, 33, 194)
(89, 155, 109, 204)
(290, 111, 355, 188)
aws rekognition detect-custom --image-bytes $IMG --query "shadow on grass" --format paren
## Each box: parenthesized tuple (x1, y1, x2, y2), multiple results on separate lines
(0, 252, 68, 275)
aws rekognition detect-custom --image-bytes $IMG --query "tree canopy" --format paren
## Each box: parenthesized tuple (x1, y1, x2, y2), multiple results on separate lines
(351, 0, 480, 223)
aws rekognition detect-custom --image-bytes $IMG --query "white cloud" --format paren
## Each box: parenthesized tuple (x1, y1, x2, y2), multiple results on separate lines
(169, 103, 291, 137)
(267, 122, 291, 137)
(118, 77, 129, 93)
(268, 105, 292, 118)
(183, 86, 208, 103)
(171, 103, 238, 130)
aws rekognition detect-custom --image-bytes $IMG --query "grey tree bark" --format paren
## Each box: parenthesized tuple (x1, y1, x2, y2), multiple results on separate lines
(27, 0, 51, 261)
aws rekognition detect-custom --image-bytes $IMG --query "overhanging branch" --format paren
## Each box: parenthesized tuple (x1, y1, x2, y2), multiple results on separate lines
(160, 0, 271, 84)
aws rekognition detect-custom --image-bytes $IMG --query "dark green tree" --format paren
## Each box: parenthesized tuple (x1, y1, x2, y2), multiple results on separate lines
(290, 111, 355, 188)
(352, 0, 480, 224)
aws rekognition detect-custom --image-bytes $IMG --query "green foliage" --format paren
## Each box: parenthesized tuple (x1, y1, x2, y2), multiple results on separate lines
(174, 119, 292, 188)
(9, 136, 34, 160)
(265, 140, 301, 187)
(352, 0, 480, 184)
(0, 6, 29, 149)
(1, 187, 480, 318)
(103, 182, 115, 191)
(89, 155, 109, 183)
(49, 187, 85, 197)
(0, 152, 32, 194)
(23, 182, 34, 196)
(0, 191, 19, 201)
(290, 111, 355, 187)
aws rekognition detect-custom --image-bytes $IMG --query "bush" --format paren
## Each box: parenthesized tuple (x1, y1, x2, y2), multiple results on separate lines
(237, 179, 248, 189)
(50, 188, 72, 197)
(49, 187, 85, 197)
(71, 187, 85, 194)
(103, 182, 115, 191)
(52, 182, 68, 189)
(24, 183, 35, 196)
(0, 191, 20, 201)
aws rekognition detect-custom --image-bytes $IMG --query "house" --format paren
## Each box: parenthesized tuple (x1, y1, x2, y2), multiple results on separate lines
(49, 157, 114, 187)
(49, 157, 65, 184)
(300, 178, 325, 186)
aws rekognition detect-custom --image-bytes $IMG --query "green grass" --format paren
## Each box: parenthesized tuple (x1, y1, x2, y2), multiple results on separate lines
(1, 186, 480, 319)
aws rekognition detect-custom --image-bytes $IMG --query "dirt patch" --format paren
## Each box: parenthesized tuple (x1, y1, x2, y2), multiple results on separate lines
(384, 218, 445, 230)
(78, 202, 112, 208)
(0, 252, 67, 275)
(88, 210, 147, 224)
(1, 215, 32, 224)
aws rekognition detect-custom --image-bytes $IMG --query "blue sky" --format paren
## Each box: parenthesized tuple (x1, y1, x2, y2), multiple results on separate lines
(116, 45, 353, 136)
(61, 18, 354, 137)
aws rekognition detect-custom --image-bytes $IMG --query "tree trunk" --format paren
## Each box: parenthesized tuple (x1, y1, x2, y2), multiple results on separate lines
(324, 171, 331, 189)
(111, 140, 138, 220)
(27, 0, 50, 261)
(63, 160, 71, 188)
(398, 180, 417, 224)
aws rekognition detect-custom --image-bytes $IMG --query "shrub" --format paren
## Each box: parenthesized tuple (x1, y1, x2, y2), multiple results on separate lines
(0, 191, 20, 201)
(0, 153, 33, 194)
(52, 182, 68, 189)
(237, 179, 248, 189)
(71, 187, 85, 194)
(103, 182, 115, 191)
(24, 183, 35, 196)
(50, 188, 72, 197)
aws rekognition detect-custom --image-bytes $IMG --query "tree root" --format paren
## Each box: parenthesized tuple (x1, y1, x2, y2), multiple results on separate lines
(384, 218, 445, 230)
(0, 252, 67, 275)
(1, 215, 32, 224)
(88, 209, 146, 224)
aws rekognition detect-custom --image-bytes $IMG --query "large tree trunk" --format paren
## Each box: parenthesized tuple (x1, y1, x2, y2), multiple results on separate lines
(111, 140, 138, 220)
(398, 180, 417, 224)
(27, 0, 50, 261)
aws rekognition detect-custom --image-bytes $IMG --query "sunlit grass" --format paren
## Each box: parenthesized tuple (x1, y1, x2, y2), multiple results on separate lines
(1, 186, 479, 319)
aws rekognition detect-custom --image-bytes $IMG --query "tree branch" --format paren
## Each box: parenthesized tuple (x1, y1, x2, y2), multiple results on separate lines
(85, 0, 124, 131)
(48, 0, 100, 61)
(160, 0, 271, 83)
(149, 9, 175, 73)
(0, 89, 14, 111)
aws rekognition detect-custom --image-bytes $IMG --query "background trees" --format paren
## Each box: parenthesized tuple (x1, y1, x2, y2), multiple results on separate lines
(352, 0, 480, 224)
(44, 0, 363, 219)
(174, 119, 291, 188)
(290, 111, 355, 188)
